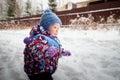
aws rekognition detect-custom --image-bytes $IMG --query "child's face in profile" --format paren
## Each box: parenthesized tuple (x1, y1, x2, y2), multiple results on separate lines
(48, 23, 60, 36)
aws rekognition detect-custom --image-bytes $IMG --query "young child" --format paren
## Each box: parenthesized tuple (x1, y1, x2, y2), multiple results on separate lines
(23, 9, 71, 80)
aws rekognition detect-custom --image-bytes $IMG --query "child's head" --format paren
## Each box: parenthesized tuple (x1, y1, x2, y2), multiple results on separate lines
(48, 23, 60, 36)
(40, 9, 62, 36)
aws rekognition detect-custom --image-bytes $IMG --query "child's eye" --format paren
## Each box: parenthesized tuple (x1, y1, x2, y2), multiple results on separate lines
(53, 26, 59, 30)
(54, 26, 57, 28)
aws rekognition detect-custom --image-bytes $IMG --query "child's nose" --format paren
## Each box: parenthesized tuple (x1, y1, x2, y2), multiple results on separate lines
(56, 29, 58, 33)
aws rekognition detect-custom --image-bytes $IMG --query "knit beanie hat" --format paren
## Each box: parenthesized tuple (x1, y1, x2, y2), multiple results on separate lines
(40, 9, 62, 30)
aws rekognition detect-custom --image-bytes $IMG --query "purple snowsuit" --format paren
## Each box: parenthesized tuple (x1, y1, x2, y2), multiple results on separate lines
(23, 24, 71, 76)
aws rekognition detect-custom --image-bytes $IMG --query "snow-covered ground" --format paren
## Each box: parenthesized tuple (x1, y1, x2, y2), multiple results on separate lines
(0, 28, 120, 80)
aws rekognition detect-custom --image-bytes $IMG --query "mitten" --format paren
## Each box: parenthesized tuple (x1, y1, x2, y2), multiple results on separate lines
(47, 46, 58, 57)
(61, 49, 71, 56)
(23, 36, 32, 44)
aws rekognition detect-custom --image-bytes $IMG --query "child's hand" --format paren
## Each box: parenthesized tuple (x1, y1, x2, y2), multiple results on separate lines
(47, 46, 58, 57)
(23, 37, 32, 44)
(61, 49, 71, 56)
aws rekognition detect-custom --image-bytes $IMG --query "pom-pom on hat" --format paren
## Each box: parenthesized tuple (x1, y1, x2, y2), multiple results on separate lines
(40, 9, 62, 31)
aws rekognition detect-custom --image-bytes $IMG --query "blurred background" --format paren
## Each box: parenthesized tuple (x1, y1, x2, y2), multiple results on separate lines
(0, 0, 120, 30)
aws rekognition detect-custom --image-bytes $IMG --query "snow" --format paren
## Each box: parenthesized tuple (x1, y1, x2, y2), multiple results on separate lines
(0, 28, 120, 80)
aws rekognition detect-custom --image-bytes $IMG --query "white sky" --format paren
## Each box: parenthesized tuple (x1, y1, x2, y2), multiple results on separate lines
(30, 0, 88, 10)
